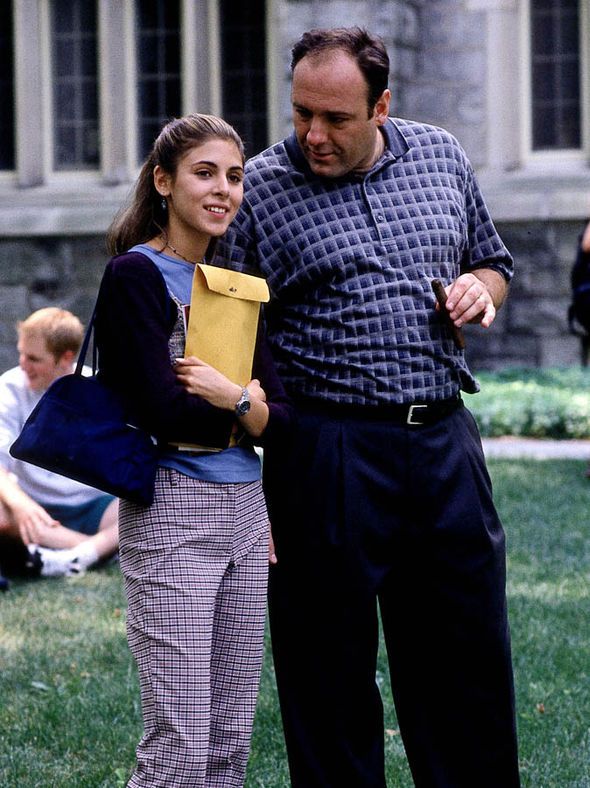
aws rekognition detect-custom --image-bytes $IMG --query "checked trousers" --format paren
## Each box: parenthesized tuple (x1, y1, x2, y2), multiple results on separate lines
(119, 468, 269, 788)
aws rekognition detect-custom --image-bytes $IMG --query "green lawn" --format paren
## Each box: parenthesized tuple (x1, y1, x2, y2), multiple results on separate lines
(1, 459, 589, 787)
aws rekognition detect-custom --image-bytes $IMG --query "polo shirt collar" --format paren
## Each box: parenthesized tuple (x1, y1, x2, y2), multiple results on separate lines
(382, 117, 410, 158)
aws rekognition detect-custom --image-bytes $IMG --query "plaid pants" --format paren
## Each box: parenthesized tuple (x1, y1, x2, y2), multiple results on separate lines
(119, 468, 269, 787)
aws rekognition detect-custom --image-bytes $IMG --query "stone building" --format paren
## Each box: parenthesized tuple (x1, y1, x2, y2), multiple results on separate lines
(0, 0, 588, 372)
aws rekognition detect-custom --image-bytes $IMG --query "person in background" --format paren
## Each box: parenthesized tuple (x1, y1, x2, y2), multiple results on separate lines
(95, 113, 291, 787)
(218, 26, 520, 788)
(580, 221, 590, 254)
(0, 307, 119, 579)
(570, 219, 590, 476)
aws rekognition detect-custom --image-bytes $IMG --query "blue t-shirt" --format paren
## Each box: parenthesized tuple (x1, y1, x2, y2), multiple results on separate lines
(129, 244, 261, 483)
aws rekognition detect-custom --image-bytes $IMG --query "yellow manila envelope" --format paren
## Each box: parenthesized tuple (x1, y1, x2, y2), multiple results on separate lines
(184, 263, 270, 386)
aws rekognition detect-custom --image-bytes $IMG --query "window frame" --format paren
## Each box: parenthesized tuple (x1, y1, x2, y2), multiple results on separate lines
(48, 0, 101, 173)
(1, 0, 276, 237)
(34, 0, 102, 184)
(521, 0, 589, 165)
(0, 0, 16, 174)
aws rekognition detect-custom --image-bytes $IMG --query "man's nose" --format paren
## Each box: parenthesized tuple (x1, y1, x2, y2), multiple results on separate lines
(306, 118, 328, 146)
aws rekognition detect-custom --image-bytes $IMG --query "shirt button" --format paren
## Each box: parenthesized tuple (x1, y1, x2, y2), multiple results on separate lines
(376, 214, 385, 222)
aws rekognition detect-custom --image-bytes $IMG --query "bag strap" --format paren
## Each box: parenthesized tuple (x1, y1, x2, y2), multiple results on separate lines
(74, 263, 174, 378)
(75, 303, 98, 376)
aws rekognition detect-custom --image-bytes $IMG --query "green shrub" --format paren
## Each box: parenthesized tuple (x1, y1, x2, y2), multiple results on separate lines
(465, 368, 590, 439)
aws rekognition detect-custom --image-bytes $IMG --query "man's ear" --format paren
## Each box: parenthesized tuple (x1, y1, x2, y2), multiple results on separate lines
(374, 89, 391, 126)
(58, 349, 76, 371)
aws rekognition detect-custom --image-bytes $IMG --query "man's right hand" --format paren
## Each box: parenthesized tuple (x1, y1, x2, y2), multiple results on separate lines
(10, 498, 60, 546)
(0, 469, 60, 545)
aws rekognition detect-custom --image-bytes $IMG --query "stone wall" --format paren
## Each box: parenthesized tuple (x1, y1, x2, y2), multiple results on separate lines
(464, 220, 584, 373)
(403, 1, 488, 169)
(0, 237, 108, 371)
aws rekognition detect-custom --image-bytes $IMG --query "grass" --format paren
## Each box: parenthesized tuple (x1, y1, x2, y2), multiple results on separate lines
(1, 459, 589, 787)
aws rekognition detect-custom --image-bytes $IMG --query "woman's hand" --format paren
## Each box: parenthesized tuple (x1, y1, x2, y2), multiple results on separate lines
(247, 378, 267, 403)
(175, 359, 270, 437)
(269, 528, 277, 565)
(174, 356, 241, 410)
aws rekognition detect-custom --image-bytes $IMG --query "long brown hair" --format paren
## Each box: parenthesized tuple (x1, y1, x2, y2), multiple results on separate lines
(106, 114, 245, 256)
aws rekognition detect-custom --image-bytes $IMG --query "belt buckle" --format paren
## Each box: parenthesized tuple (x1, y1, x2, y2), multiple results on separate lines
(407, 404, 427, 425)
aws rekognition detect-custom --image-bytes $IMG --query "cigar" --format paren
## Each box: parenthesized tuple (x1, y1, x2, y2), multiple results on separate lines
(431, 279, 466, 350)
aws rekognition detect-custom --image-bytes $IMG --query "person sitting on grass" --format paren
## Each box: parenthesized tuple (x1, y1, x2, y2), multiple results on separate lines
(0, 307, 118, 579)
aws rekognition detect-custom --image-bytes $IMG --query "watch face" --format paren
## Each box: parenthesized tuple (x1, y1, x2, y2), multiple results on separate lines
(237, 400, 251, 415)
(235, 388, 251, 416)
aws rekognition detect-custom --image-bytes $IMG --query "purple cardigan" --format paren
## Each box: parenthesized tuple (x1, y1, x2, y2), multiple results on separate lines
(95, 252, 293, 450)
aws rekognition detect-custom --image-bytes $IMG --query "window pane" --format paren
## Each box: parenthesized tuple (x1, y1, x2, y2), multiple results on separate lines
(560, 60, 580, 100)
(532, 13, 555, 54)
(55, 40, 74, 78)
(0, 0, 15, 169)
(83, 126, 100, 161)
(81, 37, 98, 77)
(136, 0, 182, 161)
(559, 104, 581, 147)
(162, 2, 180, 27)
(532, 62, 554, 101)
(51, 0, 100, 170)
(164, 78, 181, 116)
(532, 105, 556, 148)
(54, 126, 77, 166)
(530, 0, 581, 150)
(164, 35, 181, 72)
(82, 86, 98, 120)
(138, 34, 160, 74)
(220, 0, 268, 157)
(55, 81, 76, 109)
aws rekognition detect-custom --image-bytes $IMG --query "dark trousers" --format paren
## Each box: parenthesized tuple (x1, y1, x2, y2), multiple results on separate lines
(265, 402, 520, 788)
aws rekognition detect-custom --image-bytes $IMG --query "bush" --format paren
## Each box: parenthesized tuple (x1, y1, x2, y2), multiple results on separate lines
(465, 368, 590, 439)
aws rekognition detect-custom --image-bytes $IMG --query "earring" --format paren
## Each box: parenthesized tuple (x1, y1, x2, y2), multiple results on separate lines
(160, 196, 167, 211)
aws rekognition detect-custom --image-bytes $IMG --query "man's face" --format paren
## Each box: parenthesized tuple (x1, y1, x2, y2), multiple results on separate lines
(291, 50, 390, 178)
(18, 334, 70, 392)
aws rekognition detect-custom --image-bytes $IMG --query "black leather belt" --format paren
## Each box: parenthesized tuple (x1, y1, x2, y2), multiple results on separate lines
(295, 395, 462, 425)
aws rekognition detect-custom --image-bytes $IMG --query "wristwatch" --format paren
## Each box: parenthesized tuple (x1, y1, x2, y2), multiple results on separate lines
(234, 387, 251, 417)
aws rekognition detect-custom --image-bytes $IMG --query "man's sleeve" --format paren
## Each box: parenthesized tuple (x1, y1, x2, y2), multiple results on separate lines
(0, 379, 22, 473)
(463, 163, 514, 283)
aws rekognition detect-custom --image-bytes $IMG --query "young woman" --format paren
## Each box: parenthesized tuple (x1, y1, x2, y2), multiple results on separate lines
(94, 114, 291, 787)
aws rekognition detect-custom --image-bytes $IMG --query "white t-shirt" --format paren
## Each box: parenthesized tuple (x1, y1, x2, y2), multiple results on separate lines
(0, 366, 105, 507)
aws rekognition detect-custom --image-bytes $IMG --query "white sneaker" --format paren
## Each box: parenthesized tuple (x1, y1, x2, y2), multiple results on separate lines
(29, 546, 84, 578)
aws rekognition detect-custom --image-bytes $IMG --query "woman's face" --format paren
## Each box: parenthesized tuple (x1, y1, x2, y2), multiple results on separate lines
(156, 138, 244, 247)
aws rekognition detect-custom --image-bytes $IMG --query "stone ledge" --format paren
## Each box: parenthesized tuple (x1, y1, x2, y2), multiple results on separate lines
(0, 182, 130, 236)
(479, 167, 590, 222)
(483, 437, 590, 459)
